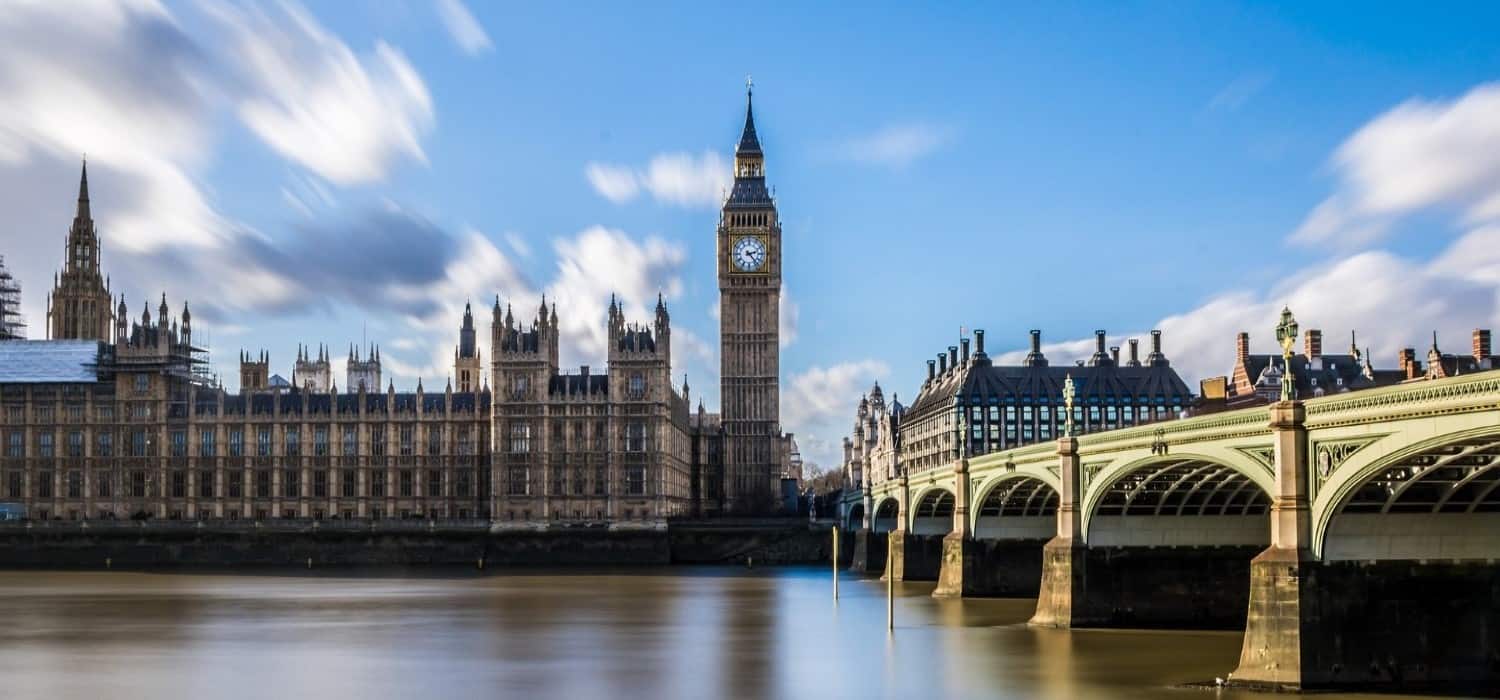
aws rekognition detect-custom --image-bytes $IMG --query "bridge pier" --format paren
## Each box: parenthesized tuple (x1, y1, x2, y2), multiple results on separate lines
(848, 527, 886, 574)
(1031, 436, 1085, 626)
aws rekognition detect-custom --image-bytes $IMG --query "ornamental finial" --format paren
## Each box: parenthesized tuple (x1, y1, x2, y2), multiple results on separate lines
(1274, 306, 1299, 402)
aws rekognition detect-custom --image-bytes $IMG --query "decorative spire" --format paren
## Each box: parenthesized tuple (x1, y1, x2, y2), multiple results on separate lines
(76, 158, 91, 222)
(736, 77, 762, 156)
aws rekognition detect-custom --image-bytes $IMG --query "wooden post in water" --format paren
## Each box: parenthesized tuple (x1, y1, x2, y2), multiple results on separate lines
(886, 544, 894, 630)
(833, 526, 840, 601)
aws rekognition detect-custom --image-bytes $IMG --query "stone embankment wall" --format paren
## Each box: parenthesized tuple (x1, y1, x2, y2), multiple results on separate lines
(0, 520, 835, 568)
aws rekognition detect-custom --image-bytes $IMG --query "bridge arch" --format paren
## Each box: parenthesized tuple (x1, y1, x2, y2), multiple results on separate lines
(872, 497, 899, 534)
(1083, 453, 1272, 547)
(1315, 426, 1500, 561)
(909, 486, 955, 536)
(844, 502, 865, 530)
(971, 474, 1059, 540)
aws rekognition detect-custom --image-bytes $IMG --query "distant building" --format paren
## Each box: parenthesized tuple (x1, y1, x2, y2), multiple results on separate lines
(0, 255, 24, 340)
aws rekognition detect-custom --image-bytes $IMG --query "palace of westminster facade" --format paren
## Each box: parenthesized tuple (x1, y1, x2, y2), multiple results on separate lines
(0, 90, 795, 523)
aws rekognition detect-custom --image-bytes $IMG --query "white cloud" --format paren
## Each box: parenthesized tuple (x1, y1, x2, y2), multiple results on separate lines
(213, 2, 434, 185)
(546, 226, 687, 362)
(1292, 82, 1500, 247)
(835, 123, 953, 167)
(433, 0, 492, 56)
(1206, 71, 1273, 113)
(992, 243, 1500, 387)
(584, 151, 730, 207)
(584, 162, 640, 203)
(783, 360, 890, 468)
(503, 231, 532, 258)
(780, 286, 798, 348)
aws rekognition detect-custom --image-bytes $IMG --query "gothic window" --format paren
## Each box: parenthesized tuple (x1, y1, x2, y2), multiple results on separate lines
(254, 470, 271, 498)
(199, 429, 216, 457)
(314, 426, 329, 457)
(172, 471, 187, 499)
(456, 470, 472, 498)
(506, 466, 528, 495)
(511, 375, 529, 399)
(399, 425, 414, 456)
(227, 472, 243, 499)
(282, 469, 299, 498)
(399, 470, 414, 497)
(342, 426, 357, 456)
(94, 471, 110, 498)
(199, 470, 214, 498)
(170, 431, 186, 457)
(5, 431, 21, 457)
(134, 374, 149, 394)
(67, 471, 82, 499)
(5, 471, 20, 499)
(37, 470, 53, 498)
(341, 469, 357, 497)
(427, 470, 441, 498)
(427, 427, 442, 456)
(284, 426, 300, 457)
(313, 470, 328, 498)
(228, 428, 243, 457)
(131, 471, 147, 498)
(371, 471, 386, 497)
(371, 427, 386, 456)
(256, 427, 271, 457)
(625, 465, 646, 495)
(509, 423, 531, 453)
(67, 431, 83, 457)
(37, 432, 54, 458)
(627, 373, 646, 399)
(625, 422, 646, 452)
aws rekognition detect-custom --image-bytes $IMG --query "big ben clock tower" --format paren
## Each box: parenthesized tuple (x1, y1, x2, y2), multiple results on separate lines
(718, 81, 782, 513)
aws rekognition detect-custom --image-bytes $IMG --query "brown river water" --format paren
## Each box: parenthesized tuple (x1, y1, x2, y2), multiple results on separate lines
(0, 567, 1465, 700)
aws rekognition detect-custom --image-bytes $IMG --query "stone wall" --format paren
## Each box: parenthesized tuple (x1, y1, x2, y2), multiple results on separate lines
(0, 520, 836, 569)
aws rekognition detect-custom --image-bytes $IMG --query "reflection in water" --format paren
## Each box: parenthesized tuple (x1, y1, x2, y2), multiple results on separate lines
(0, 568, 1427, 700)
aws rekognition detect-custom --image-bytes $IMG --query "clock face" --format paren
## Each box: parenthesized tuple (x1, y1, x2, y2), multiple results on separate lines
(732, 236, 766, 272)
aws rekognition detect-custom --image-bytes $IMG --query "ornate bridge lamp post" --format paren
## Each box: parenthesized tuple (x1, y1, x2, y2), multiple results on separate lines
(1275, 307, 1299, 403)
(1062, 374, 1076, 437)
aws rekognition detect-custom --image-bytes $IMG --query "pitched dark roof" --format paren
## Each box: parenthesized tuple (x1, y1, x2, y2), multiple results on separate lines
(906, 357, 1193, 420)
(0, 340, 101, 383)
(736, 89, 761, 155)
(549, 373, 610, 397)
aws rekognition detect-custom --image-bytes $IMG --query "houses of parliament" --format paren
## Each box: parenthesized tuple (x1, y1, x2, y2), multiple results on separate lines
(0, 90, 796, 523)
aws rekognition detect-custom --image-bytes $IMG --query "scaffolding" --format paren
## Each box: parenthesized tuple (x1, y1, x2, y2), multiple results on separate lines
(0, 255, 25, 340)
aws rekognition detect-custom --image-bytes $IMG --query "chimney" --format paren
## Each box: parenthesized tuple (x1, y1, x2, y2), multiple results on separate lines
(1030, 329, 1041, 354)
(938, 353, 947, 374)
(927, 359, 936, 381)
(974, 329, 986, 355)
(948, 346, 959, 372)
(1127, 338, 1140, 367)
(1146, 330, 1167, 366)
(960, 338, 970, 365)
(1305, 329, 1322, 359)
(1474, 329, 1491, 362)
(1095, 330, 1106, 353)
(1399, 348, 1419, 380)
(1110, 346, 1120, 366)
(1236, 332, 1250, 364)
(580, 365, 589, 377)
(1023, 329, 1048, 367)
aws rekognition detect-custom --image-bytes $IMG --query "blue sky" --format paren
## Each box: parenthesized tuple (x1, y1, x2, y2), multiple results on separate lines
(4, 2, 1500, 466)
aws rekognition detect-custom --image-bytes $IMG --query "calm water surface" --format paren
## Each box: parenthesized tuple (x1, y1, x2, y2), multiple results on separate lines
(0, 568, 1457, 700)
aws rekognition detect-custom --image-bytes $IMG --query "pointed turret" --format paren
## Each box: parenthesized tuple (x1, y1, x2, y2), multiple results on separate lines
(736, 79, 762, 156)
(76, 159, 91, 223)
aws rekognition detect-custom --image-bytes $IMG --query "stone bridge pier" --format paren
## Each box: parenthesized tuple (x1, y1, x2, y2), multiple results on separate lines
(1027, 433, 1270, 628)
(932, 461, 1054, 597)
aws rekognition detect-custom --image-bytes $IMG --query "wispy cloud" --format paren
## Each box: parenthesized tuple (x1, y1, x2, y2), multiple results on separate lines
(1206, 71, 1273, 113)
(1292, 82, 1500, 248)
(585, 151, 731, 207)
(784, 360, 890, 469)
(834, 123, 954, 167)
(434, 0, 492, 56)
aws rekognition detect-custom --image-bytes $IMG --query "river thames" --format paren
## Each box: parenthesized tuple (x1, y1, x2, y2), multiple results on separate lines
(0, 567, 1443, 700)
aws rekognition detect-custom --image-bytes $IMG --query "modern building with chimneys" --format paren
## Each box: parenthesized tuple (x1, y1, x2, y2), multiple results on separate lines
(894, 328, 1195, 475)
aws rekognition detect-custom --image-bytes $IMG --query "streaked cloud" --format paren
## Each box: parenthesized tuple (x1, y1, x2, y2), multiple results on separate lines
(1292, 82, 1500, 248)
(585, 151, 730, 207)
(434, 0, 493, 56)
(1206, 71, 1273, 113)
(835, 123, 954, 167)
(784, 360, 890, 469)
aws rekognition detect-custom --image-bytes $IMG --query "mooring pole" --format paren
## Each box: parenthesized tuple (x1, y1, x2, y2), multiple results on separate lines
(833, 525, 840, 601)
(886, 544, 894, 630)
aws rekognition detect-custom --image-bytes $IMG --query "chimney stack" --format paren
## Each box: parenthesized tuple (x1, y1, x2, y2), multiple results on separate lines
(1095, 330, 1106, 354)
(1236, 332, 1250, 364)
(1110, 346, 1120, 365)
(974, 329, 986, 355)
(938, 353, 947, 375)
(1474, 329, 1491, 362)
(927, 359, 936, 381)
(1399, 348, 1419, 380)
(960, 338, 970, 365)
(1030, 329, 1041, 353)
(1305, 329, 1322, 359)
(1128, 338, 1140, 367)
(948, 345, 959, 372)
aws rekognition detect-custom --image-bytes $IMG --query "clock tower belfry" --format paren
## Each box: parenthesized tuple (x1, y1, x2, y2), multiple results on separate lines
(717, 81, 783, 513)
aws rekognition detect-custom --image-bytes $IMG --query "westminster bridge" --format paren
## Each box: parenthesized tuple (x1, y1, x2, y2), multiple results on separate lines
(845, 370, 1500, 692)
